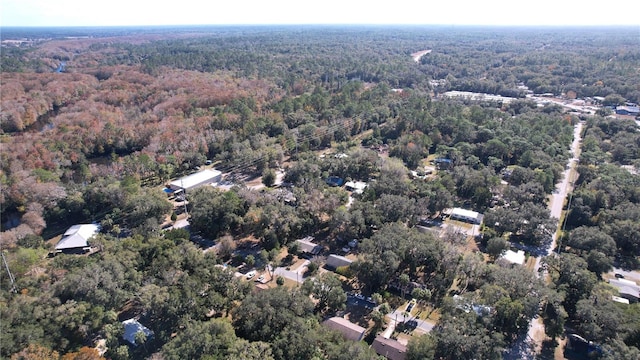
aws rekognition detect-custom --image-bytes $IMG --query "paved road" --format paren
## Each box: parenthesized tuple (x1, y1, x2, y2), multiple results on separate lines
(534, 121, 584, 274)
(610, 268, 640, 284)
(506, 121, 584, 359)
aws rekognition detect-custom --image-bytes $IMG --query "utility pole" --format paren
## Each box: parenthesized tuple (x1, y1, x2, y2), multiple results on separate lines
(181, 179, 188, 217)
(1, 251, 17, 293)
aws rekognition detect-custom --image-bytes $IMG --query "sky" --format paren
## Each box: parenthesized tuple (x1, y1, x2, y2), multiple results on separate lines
(1, 0, 639, 27)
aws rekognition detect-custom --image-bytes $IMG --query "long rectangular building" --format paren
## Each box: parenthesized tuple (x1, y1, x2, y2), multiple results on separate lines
(450, 207, 484, 225)
(169, 169, 222, 192)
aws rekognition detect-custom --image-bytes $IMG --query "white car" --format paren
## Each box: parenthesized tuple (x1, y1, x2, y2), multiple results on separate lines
(245, 271, 256, 280)
(256, 275, 265, 283)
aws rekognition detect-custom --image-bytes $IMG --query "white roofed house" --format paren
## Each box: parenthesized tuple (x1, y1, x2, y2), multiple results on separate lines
(449, 207, 484, 225)
(122, 318, 153, 346)
(55, 224, 100, 254)
(500, 249, 526, 265)
(345, 181, 368, 194)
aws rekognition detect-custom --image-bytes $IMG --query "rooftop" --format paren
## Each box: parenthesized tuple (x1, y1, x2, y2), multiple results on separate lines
(55, 224, 100, 250)
(501, 249, 526, 265)
(325, 254, 353, 269)
(296, 237, 322, 255)
(322, 317, 366, 341)
(122, 318, 153, 346)
(170, 169, 222, 190)
(372, 335, 407, 360)
(345, 181, 368, 194)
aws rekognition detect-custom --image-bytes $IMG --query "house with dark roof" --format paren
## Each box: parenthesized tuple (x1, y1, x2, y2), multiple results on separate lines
(322, 317, 367, 341)
(434, 158, 452, 170)
(372, 335, 407, 360)
(296, 237, 322, 256)
(55, 224, 100, 253)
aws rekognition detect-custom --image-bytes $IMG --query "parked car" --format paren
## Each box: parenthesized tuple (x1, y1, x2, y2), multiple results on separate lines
(615, 273, 625, 279)
(407, 298, 417, 312)
(245, 271, 256, 280)
(256, 275, 265, 282)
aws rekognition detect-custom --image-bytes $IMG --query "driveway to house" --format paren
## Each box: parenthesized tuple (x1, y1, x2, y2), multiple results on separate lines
(273, 260, 309, 284)
(384, 309, 434, 337)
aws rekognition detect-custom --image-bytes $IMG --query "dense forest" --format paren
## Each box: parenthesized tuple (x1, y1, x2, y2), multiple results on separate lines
(1, 26, 639, 360)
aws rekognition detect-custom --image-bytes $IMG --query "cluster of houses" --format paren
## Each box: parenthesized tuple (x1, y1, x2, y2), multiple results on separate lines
(53, 165, 639, 358)
(323, 317, 407, 360)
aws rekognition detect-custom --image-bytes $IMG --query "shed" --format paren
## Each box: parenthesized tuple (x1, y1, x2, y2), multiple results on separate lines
(372, 335, 407, 360)
(122, 318, 153, 346)
(55, 224, 100, 253)
(322, 317, 366, 341)
(325, 254, 353, 269)
(169, 169, 222, 192)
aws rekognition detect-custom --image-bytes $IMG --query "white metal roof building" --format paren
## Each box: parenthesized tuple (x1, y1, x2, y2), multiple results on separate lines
(122, 318, 153, 346)
(55, 224, 100, 251)
(169, 169, 222, 192)
(449, 207, 484, 225)
(501, 249, 526, 265)
(345, 181, 368, 194)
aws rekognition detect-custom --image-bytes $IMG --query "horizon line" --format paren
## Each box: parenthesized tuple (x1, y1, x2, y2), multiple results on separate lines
(2, 23, 639, 29)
